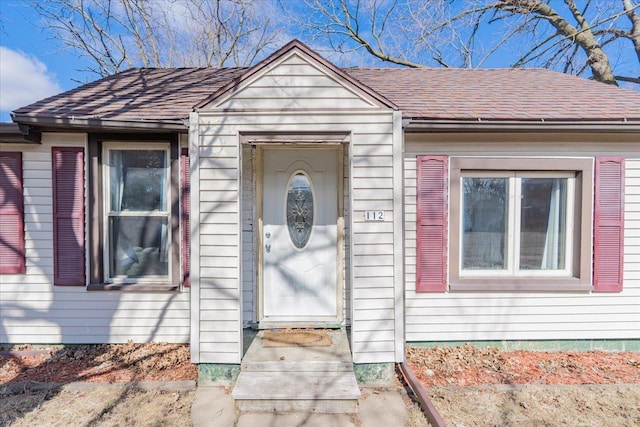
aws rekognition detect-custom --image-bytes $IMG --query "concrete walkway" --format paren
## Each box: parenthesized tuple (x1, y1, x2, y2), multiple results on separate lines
(192, 386, 409, 427)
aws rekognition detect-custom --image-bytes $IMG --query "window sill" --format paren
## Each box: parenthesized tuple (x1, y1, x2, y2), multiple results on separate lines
(87, 282, 180, 292)
(449, 277, 591, 293)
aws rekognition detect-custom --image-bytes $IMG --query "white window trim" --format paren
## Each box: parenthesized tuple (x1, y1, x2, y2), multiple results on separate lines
(459, 171, 575, 278)
(102, 143, 172, 284)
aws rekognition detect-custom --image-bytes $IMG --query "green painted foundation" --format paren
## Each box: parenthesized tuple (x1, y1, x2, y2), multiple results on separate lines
(0, 344, 66, 351)
(408, 339, 640, 352)
(353, 363, 395, 387)
(198, 364, 240, 386)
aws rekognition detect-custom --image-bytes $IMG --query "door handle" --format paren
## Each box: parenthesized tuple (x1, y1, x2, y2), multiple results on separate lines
(265, 243, 271, 253)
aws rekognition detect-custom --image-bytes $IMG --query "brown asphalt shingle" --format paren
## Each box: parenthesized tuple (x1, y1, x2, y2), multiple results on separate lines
(13, 67, 246, 122)
(13, 66, 640, 123)
(346, 67, 640, 121)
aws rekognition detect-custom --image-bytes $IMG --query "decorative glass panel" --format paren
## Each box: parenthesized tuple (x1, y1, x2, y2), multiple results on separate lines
(462, 177, 508, 270)
(286, 172, 314, 249)
(109, 216, 169, 277)
(110, 150, 167, 211)
(520, 178, 567, 270)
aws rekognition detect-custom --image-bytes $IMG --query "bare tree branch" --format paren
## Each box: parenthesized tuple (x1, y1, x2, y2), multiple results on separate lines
(614, 74, 640, 83)
(623, 0, 640, 63)
(495, 0, 618, 85)
(33, 0, 281, 77)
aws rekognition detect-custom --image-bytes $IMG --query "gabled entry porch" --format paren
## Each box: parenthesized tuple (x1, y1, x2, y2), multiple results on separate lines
(232, 329, 360, 413)
(190, 40, 403, 368)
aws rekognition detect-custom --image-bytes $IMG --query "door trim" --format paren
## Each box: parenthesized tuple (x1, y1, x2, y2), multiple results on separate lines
(256, 145, 344, 326)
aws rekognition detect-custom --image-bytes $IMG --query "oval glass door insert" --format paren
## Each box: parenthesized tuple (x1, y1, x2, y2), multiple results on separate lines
(286, 171, 314, 249)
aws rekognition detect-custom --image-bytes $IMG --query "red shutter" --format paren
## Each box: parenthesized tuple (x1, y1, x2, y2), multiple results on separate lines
(0, 152, 25, 274)
(52, 147, 85, 286)
(593, 157, 624, 292)
(416, 156, 448, 292)
(181, 147, 190, 287)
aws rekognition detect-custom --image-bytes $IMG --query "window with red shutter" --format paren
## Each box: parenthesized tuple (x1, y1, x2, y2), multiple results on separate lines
(594, 157, 624, 293)
(181, 147, 190, 287)
(0, 152, 25, 274)
(430, 157, 593, 292)
(52, 147, 85, 286)
(416, 156, 448, 292)
(86, 135, 181, 290)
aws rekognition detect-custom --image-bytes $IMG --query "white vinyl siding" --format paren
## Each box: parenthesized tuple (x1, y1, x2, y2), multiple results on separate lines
(0, 134, 190, 344)
(193, 50, 401, 364)
(404, 135, 640, 343)
(213, 55, 379, 112)
(195, 113, 398, 364)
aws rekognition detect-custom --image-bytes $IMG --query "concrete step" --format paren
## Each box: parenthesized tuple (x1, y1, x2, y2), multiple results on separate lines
(241, 360, 354, 372)
(235, 398, 358, 414)
(233, 329, 360, 414)
(232, 371, 360, 413)
(242, 330, 353, 366)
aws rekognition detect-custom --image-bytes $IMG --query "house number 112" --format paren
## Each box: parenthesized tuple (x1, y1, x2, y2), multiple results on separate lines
(364, 211, 384, 221)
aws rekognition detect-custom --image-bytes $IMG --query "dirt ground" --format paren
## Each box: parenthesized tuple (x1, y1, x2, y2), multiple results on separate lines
(406, 344, 640, 426)
(2, 343, 640, 426)
(0, 342, 197, 384)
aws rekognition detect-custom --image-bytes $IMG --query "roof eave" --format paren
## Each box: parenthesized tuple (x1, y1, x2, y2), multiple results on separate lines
(404, 119, 640, 133)
(0, 123, 40, 144)
(12, 114, 188, 135)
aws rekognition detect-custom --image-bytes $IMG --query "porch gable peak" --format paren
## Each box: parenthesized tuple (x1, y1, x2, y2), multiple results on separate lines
(195, 39, 396, 112)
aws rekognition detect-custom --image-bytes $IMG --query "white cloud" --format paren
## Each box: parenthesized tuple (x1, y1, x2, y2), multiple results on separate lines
(0, 46, 62, 113)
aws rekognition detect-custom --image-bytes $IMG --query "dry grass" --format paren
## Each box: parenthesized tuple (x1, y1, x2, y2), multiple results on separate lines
(1, 386, 194, 427)
(428, 384, 640, 427)
(406, 400, 432, 427)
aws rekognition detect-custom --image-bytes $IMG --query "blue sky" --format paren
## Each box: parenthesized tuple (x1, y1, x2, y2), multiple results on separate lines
(0, 1, 98, 122)
(1, 1, 638, 123)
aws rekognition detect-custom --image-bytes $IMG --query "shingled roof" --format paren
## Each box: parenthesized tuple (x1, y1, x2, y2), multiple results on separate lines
(347, 68, 640, 122)
(13, 67, 246, 124)
(12, 65, 640, 126)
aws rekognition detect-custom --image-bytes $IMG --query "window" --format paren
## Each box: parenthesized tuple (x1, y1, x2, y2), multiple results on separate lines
(104, 146, 170, 282)
(0, 152, 25, 274)
(286, 171, 314, 249)
(450, 158, 592, 291)
(461, 172, 574, 277)
(417, 156, 624, 293)
(87, 136, 183, 291)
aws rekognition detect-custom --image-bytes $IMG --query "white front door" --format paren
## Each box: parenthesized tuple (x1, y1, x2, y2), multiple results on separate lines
(262, 149, 339, 323)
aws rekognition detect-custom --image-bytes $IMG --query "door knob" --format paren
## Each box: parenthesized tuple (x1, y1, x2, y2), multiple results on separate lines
(265, 244, 271, 253)
(265, 232, 271, 239)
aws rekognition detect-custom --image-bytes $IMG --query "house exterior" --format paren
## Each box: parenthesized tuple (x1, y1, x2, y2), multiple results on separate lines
(2, 40, 640, 370)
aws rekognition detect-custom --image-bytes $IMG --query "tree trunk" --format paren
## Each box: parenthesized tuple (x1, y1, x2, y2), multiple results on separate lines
(623, 0, 640, 65)
(500, 0, 618, 86)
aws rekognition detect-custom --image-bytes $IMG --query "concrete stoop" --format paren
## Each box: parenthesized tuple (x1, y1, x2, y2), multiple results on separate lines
(231, 329, 361, 413)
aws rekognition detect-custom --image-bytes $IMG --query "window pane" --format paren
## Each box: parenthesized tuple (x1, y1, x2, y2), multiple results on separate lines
(110, 150, 167, 211)
(286, 172, 314, 249)
(520, 178, 567, 270)
(462, 178, 508, 270)
(109, 216, 169, 277)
